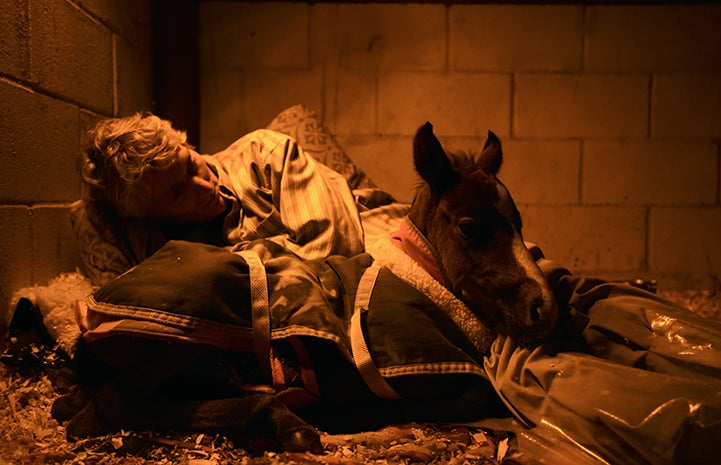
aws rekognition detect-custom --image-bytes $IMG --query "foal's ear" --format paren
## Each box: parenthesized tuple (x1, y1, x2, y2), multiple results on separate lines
(478, 130, 503, 175)
(413, 122, 458, 194)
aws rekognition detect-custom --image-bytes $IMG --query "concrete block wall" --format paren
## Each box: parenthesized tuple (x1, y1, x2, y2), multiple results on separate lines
(200, 2, 721, 289)
(0, 0, 153, 327)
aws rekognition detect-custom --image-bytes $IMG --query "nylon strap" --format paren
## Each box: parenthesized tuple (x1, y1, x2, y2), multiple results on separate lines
(350, 262, 401, 400)
(235, 249, 272, 383)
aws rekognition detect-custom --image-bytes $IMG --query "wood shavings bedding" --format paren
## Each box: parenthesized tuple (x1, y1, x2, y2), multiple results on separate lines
(0, 363, 520, 464)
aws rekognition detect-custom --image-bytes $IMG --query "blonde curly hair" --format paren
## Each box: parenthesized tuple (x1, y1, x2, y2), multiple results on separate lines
(81, 113, 188, 218)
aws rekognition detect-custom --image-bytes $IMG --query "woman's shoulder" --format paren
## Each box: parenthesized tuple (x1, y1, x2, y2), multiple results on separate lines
(211, 129, 297, 160)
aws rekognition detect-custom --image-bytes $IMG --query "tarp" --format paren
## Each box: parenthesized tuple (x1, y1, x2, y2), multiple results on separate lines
(485, 275, 721, 465)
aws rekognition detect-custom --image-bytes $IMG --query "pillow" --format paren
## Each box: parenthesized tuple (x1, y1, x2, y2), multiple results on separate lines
(70, 199, 134, 286)
(266, 105, 376, 190)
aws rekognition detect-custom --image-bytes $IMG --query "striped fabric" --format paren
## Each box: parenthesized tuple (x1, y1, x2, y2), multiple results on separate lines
(206, 129, 365, 260)
(360, 202, 411, 246)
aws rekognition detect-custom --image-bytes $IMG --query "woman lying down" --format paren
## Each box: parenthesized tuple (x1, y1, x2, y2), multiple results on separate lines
(51, 113, 721, 465)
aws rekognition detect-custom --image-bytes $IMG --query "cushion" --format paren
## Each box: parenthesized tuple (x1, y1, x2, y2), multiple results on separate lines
(70, 199, 133, 286)
(266, 105, 375, 190)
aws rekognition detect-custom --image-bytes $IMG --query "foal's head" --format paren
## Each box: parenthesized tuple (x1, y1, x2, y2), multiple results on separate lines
(409, 122, 558, 344)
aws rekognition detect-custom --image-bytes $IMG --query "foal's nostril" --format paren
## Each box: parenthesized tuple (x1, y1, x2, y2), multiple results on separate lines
(530, 304, 542, 322)
(528, 295, 546, 323)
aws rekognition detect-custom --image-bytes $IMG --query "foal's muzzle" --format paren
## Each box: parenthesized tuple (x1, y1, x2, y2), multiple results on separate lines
(515, 280, 558, 343)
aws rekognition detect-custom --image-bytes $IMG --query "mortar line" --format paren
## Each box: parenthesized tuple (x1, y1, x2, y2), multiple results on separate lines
(717, 141, 721, 205)
(644, 205, 651, 278)
(647, 73, 654, 139)
(509, 73, 516, 139)
(0, 75, 109, 117)
(112, 34, 118, 116)
(580, 4, 587, 71)
(444, 4, 450, 72)
(578, 139, 585, 206)
(0, 75, 35, 93)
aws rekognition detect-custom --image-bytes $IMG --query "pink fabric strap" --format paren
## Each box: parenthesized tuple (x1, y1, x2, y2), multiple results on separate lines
(391, 218, 447, 286)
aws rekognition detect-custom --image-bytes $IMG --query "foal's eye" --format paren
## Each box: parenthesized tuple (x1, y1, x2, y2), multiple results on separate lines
(458, 218, 475, 238)
(458, 217, 494, 245)
(458, 217, 491, 243)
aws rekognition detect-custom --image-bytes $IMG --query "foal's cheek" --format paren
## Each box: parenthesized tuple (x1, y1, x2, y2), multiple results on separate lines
(458, 282, 505, 328)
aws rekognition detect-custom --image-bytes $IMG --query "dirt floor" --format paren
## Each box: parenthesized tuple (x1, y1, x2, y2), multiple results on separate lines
(1, 288, 719, 465)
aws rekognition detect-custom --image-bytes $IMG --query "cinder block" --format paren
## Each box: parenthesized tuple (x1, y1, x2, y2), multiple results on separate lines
(201, 69, 323, 152)
(378, 72, 511, 137)
(0, 0, 29, 80)
(30, 206, 81, 286)
(649, 207, 721, 275)
(435, 137, 580, 206)
(514, 73, 649, 138)
(584, 140, 717, 205)
(497, 139, 581, 205)
(436, 136, 492, 156)
(311, 3, 445, 70)
(76, 0, 152, 45)
(116, 35, 154, 116)
(200, 2, 308, 68)
(243, 70, 323, 132)
(653, 73, 721, 138)
(338, 135, 417, 202)
(200, 69, 247, 152)
(0, 81, 81, 203)
(29, 0, 113, 113)
(333, 70, 376, 136)
(450, 5, 583, 72)
(0, 207, 33, 328)
(520, 205, 646, 273)
(586, 5, 721, 72)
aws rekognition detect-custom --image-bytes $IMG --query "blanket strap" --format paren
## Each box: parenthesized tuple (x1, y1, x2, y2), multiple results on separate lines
(351, 262, 402, 400)
(235, 249, 272, 383)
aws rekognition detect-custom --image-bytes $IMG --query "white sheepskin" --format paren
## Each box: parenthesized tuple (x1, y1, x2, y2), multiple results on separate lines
(11, 272, 96, 357)
(366, 236, 495, 356)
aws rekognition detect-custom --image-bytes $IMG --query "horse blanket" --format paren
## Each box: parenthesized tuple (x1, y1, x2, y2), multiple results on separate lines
(77, 229, 497, 406)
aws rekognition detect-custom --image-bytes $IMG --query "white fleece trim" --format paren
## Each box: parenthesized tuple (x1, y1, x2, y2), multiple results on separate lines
(366, 236, 494, 356)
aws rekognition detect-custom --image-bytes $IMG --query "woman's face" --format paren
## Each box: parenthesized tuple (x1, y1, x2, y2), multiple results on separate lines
(143, 146, 227, 223)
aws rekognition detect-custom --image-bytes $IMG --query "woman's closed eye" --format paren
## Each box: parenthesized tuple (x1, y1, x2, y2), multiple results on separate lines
(171, 186, 184, 202)
(185, 155, 197, 178)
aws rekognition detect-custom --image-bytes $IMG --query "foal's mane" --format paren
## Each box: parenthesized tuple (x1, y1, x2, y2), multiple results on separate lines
(414, 149, 488, 189)
(447, 150, 480, 171)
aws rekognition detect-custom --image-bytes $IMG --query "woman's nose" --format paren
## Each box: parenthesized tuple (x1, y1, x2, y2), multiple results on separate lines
(191, 176, 215, 193)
